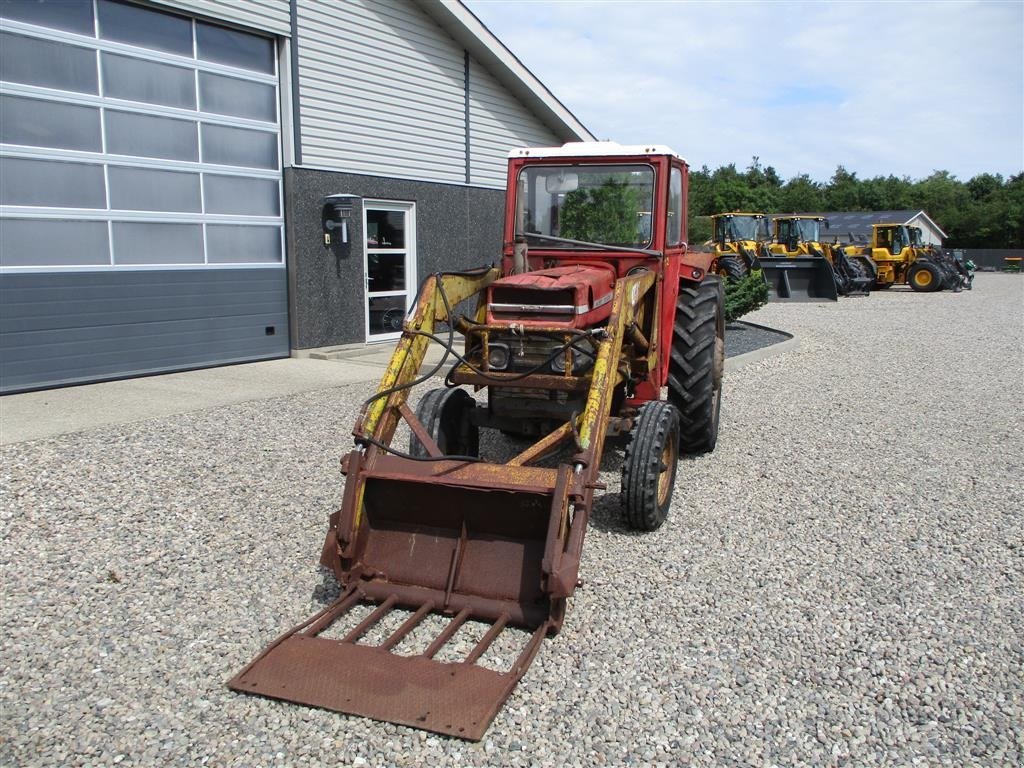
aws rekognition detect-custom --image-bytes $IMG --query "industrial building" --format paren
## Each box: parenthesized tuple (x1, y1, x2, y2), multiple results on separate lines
(0, 0, 591, 392)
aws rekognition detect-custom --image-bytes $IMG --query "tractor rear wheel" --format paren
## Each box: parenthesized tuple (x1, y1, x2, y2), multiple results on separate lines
(908, 262, 941, 292)
(668, 276, 724, 454)
(621, 401, 680, 531)
(409, 388, 479, 458)
(715, 255, 748, 284)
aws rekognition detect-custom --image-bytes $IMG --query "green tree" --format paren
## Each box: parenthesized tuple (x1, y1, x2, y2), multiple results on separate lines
(825, 166, 861, 210)
(560, 179, 642, 245)
(778, 174, 824, 212)
(685, 157, 1022, 248)
(688, 215, 712, 244)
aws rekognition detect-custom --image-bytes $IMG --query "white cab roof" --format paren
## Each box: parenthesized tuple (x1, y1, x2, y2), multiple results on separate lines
(509, 141, 685, 162)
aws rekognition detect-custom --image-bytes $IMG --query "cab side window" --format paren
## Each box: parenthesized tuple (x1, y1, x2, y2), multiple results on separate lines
(667, 167, 684, 246)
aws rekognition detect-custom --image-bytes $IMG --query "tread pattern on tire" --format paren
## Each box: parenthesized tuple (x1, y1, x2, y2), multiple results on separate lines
(667, 276, 724, 454)
(842, 254, 872, 293)
(621, 400, 679, 531)
(715, 255, 749, 284)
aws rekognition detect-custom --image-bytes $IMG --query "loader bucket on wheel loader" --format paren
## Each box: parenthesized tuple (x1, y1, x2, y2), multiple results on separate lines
(759, 256, 839, 302)
(230, 266, 660, 740)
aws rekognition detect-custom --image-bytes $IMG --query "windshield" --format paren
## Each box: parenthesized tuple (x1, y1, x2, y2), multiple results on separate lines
(516, 164, 655, 248)
(888, 226, 910, 253)
(909, 227, 924, 246)
(778, 218, 821, 243)
(716, 216, 763, 242)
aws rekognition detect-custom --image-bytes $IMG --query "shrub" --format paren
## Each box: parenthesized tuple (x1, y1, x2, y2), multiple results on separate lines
(724, 269, 769, 323)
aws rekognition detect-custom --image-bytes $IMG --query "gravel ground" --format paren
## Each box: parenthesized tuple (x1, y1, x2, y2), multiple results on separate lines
(2, 273, 1022, 767)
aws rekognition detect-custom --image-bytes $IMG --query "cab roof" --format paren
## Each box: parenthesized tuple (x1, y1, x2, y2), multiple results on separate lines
(509, 141, 684, 162)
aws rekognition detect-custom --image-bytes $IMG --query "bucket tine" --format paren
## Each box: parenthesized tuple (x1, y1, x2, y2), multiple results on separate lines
(423, 606, 471, 659)
(465, 613, 509, 665)
(379, 602, 434, 651)
(342, 594, 397, 643)
(302, 588, 363, 637)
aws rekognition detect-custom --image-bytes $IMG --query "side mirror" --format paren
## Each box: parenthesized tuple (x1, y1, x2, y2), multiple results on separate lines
(321, 194, 361, 259)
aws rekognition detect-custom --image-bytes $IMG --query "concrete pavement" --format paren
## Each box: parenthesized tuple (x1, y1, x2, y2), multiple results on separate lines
(0, 326, 795, 445)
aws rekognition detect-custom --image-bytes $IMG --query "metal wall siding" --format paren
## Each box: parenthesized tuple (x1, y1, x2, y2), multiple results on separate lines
(296, 0, 465, 181)
(468, 56, 561, 188)
(153, 0, 291, 35)
(0, 270, 288, 393)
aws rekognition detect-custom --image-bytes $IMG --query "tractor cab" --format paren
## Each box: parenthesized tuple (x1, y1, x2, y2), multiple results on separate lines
(506, 144, 689, 276)
(481, 143, 705, 411)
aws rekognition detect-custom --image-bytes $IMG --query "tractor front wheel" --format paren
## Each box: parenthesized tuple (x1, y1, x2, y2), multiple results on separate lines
(908, 262, 941, 292)
(621, 401, 680, 531)
(409, 388, 479, 458)
(715, 255, 748, 284)
(668, 276, 724, 454)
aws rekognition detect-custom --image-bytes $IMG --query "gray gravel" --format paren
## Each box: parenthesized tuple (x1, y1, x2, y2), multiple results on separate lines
(2, 273, 1022, 767)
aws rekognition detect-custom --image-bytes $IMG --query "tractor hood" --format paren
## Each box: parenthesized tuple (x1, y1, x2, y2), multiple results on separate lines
(486, 264, 617, 328)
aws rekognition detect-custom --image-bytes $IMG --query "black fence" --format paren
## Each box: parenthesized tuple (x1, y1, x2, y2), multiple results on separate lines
(946, 248, 1024, 271)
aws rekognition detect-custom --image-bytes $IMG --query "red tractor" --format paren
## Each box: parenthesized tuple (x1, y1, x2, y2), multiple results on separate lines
(231, 143, 724, 739)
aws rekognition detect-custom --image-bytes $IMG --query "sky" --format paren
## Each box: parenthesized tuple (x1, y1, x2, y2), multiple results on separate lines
(464, 0, 1024, 184)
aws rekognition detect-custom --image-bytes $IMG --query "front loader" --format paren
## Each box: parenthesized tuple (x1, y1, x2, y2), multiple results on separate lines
(229, 143, 724, 740)
(761, 215, 872, 301)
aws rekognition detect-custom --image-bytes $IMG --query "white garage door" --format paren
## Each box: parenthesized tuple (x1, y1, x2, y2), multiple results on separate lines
(0, 0, 287, 392)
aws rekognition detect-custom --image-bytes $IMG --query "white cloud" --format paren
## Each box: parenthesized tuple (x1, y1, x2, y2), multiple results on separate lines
(466, 0, 1024, 181)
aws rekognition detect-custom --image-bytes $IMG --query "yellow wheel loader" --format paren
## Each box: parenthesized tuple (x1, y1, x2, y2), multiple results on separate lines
(838, 223, 960, 292)
(707, 212, 767, 284)
(229, 143, 724, 740)
(761, 215, 873, 301)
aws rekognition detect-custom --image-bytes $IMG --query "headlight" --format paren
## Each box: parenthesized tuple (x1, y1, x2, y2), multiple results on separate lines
(487, 343, 510, 371)
(550, 346, 568, 373)
(550, 345, 594, 374)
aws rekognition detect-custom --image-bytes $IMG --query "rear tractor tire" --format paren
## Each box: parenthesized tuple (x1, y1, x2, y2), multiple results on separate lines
(668, 276, 725, 454)
(408, 388, 479, 458)
(715, 255, 749, 285)
(908, 262, 941, 292)
(621, 401, 680, 531)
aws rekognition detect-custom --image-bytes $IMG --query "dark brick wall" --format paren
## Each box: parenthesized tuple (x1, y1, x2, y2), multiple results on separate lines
(284, 167, 505, 349)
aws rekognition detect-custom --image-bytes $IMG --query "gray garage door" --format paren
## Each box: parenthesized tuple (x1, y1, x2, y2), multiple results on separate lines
(0, 0, 287, 393)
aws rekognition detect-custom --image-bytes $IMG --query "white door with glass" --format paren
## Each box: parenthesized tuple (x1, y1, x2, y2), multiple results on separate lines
(364, 202, 415, 341)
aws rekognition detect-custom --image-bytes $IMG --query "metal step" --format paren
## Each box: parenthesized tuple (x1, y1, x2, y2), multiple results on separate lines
(229, 586, 549, 740)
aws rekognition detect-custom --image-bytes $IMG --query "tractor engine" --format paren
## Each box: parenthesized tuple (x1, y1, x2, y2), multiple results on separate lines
(472, 263, 616, 434)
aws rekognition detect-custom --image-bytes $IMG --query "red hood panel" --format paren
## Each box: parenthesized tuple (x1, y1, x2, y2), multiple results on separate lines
(487, 264, 617, 328)
(493, 264, 616, 292)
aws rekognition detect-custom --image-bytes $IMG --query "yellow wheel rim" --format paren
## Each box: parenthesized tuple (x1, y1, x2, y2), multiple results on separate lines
(657, 439, 675, 507)
(915, 269, 933, 287)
